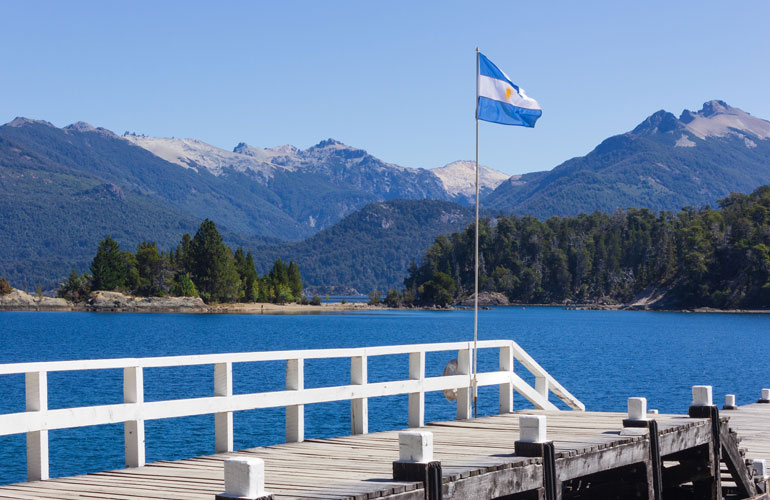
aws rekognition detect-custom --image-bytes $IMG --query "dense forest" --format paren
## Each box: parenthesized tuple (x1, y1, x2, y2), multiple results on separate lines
(404, 187, 770, 309)
(55, 219, 303, 304)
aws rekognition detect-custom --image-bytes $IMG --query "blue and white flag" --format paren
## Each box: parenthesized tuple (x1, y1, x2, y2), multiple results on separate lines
(477, 52, 542, 127)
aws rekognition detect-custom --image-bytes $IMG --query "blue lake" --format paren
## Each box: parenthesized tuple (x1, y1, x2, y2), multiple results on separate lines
(1, 307, 769, 485)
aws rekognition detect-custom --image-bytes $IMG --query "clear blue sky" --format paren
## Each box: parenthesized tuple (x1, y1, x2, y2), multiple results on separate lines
(2, 1, 768, 175)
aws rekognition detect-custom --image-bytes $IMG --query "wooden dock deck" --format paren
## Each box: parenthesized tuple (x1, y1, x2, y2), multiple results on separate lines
(2, 404, 769, 500)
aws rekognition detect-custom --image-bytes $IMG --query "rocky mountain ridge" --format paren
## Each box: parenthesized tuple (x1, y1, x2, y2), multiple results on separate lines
(485, 100, 770, 217)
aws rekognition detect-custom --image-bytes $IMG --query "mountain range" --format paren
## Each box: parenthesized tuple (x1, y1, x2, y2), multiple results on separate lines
(485, 100, 770, 216)
(1, 99, 769, 293)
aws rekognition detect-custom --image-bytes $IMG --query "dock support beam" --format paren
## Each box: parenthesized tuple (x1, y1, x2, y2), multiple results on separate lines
(25, 371, 49, 481)
(647, 419, 663, 500)
(286, 358, 304, 442)
(351, 355, 368, 434)
(123, 366, 145, 468)
(688, 386, 722, 500)
(409, 352, 425, 428)
(215, 362, 234, 452)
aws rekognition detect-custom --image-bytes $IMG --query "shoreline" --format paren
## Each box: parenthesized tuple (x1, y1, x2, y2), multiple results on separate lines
(1, 301, 768, 315)
(1, 288, 767, 315)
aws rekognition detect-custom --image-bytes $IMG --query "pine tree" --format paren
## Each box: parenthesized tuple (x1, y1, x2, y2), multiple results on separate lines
(287, 261, 302, 301)
(189, 219, 241, 303)
(91, 236, 127, 291)
(244, 252, 260, 302)
(136, 242, 165, 296)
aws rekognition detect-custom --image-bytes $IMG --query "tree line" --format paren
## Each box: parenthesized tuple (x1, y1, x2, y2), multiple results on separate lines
(403, 186, 770, 309)
(56, 219, 303, 304)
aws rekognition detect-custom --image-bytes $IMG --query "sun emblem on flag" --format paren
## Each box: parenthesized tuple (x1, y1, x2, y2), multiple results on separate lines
(505, 87, 512, 100)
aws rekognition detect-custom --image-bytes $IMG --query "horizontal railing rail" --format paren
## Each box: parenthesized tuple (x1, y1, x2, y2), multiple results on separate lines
(0, 339, 584, 482)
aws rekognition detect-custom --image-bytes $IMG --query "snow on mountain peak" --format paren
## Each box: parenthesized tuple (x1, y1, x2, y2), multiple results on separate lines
(122, 135, 279, 179)
(431, 161, 511, 198)
(679, 100, 770, 140)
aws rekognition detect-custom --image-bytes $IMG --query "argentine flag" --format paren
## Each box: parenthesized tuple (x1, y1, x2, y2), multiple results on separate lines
(477, 52, 542, 127)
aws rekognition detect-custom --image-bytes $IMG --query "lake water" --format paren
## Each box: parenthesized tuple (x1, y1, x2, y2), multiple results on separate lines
(1, 307, 769, 485)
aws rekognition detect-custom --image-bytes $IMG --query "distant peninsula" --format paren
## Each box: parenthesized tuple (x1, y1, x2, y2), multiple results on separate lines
(0, 289, 380, 315)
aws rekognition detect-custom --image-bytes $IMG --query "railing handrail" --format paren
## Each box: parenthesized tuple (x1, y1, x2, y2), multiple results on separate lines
(0, 339, 515, 374)
(0, 340, 584, 482)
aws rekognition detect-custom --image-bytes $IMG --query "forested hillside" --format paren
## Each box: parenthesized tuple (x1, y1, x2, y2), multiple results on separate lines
(406, 187, 770, 309)
(253, 200, 477, 294)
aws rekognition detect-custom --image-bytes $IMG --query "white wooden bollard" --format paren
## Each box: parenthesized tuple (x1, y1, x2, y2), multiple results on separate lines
(691, 385, 713, 407)
(499, 346, 514, 414)
(25, 371, 49, 481)
(760, 389, 770, 403)
(723, 394, 737, 410)
(123, 366, 145, 468)
(398, 431, 433, 463)
(350, 355, 368, 434)
(688, 385, 716, 418)
(215, 362, 234, 453)
(286, 358, 304, 442)
(514, 415, 552, 457)
(216, 457, 272, 500)
(628, 397, 647, 420)
(518, 415, 547, 443)
(456, 348, 472, 420)
(392, 431, 441, 497)
(623, 397, 649, 428)
(408, 352, 425, 428)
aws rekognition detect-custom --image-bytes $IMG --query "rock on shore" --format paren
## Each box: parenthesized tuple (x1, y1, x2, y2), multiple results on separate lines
(458, 292, 510, 306)
(0, 289, 71, 310)
(87, 291, 207, 312)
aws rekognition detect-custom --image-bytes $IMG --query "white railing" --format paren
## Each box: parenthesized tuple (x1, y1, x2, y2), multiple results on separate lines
(0, 340, 584, 482)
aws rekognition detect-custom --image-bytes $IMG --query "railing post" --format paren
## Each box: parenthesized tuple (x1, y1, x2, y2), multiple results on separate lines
(286, 358, 304, 443)
(25, 371, 48, 481)
(456, 348, 472, 420)
(215, 362, 234, 453)
(408, 352, 425, 428)
(351, 355, 368, 434)
(499, 345, 514, 414)
(536, 374, 549, 400)
(123, 366, 145, 468)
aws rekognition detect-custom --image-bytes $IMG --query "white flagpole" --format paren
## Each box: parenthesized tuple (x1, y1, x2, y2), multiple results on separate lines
(473, 47, 480, 418)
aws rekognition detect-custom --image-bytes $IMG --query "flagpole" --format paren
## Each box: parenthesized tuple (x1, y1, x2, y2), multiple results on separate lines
(473, 47, 480, 419)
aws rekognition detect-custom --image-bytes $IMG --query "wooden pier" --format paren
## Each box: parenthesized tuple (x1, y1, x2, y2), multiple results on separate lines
(1, 404, 769, 499)
(1, 342, 768, 499)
